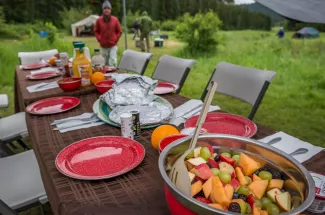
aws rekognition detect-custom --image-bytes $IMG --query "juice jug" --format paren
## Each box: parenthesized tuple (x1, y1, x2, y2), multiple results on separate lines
(72, 43, 93, 86)
(72, 41, 91, 61)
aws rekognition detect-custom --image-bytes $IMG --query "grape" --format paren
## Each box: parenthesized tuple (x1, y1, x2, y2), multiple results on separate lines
(232, 155, 240, 164)
(266, 204, 280, 215)
(219, 149, 231, 154)
(245, 176, 252, 184)
(186, 150, 194, 159)
(259, 171, 273, 181)
(200, 147, 211, 161)
(246, 203, 252, 214)
(255, 199, 262, 209)
(261, 197, 272, 210)
(237, 185, 249, 196)
(211, 168, 220, 176)
(221, 152, 231, 158)
(218, 171, 231, 184)
(232, 151, 241, 156)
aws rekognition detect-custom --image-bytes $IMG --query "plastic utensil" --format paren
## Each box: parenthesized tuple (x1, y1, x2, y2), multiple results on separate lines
(290, 148, 309, 156)
(266, 137, 282, 145)
(169, 81, 218, 196)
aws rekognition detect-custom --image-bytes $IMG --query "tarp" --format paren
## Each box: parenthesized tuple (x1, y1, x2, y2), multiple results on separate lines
(294, 27, 320, 39)
(256, 0, 325, 24)
(71, 15, 99, 37)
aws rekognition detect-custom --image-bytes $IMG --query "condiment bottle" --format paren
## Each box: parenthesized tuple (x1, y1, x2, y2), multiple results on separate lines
(59, 52, 70, 78)
(91, 49, 105, 73)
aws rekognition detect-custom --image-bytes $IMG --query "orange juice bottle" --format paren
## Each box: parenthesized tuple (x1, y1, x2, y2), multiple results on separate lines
(72, 42, 93, 86)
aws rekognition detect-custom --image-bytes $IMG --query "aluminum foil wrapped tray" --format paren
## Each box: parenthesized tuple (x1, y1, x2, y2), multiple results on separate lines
(100, 74, 158, 107)
(99, 74, 174, 125)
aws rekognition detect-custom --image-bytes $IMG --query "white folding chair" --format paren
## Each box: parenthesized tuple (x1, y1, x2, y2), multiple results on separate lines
(118, 50, 153, 76)
(0, 150, 47, 213)
(151, 55, 196, 94)
(0, 94, 29, 152)
(201, 62, 276, 120)
(18, 49, 59, 65)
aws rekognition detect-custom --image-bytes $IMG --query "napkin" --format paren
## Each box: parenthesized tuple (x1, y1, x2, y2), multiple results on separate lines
(30, 67, 60, 75)
(51, 113, 105, 133)
(59, 122, 105, 133)
(259, 132, 324, 163)
(51, 113, 95, 125)
(170, 99, 221, 126)
(27, 81, 59, 93)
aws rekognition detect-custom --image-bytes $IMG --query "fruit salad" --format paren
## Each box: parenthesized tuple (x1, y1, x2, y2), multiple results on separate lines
(184, 146, 295, 215)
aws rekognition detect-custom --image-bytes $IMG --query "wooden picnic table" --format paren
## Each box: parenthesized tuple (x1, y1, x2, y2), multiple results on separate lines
(14, 71, 324, 215)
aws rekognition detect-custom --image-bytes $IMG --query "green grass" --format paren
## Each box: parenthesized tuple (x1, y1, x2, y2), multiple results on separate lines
(0, 30, 324, 215)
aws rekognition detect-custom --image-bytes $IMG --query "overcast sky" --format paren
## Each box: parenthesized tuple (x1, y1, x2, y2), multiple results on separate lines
(235, 0, 255, 4)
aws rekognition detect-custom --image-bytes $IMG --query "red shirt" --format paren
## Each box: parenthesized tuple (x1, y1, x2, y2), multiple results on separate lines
(94, 16, 122, 48)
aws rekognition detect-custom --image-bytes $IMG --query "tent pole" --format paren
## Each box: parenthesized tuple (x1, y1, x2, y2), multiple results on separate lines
(123, 0, 128, 50)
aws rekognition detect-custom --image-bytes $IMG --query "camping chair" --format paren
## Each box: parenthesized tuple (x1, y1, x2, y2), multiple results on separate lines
(18, 49, 58, 65)
(0, 94, 29, 152)
(118, 50, 153, 76)
(151, 55, 196, 94)
(0, 150, 47, 214)
(201, 62, 276, 120)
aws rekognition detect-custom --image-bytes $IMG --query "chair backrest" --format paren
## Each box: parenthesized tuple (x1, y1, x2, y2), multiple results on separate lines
(202, 62, 276, 119)
(152, 55, 196, 94)
(18, 49, 59, 65)
(118, 50, 153, 75)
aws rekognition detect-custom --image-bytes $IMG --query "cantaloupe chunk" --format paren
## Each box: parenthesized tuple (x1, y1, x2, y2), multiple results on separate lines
(253, 174, 262, 181)
(235, 167, 248, 186)
(208, 204, 224, 210)
(238, 153, 261, 176)
(267, 179, 284, 191)
(212, 176, 231, 206)
(191, 180, 203, 197)
(260, 210, 268, 215)
(225, 184, 234, 201)
(203, 177, 213, 198)
(252, 206, 261, 215)
(248, 180, 269, 200)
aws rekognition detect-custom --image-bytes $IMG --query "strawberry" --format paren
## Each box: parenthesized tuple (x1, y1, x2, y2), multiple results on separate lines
(220, 154, 235, 165)
(206, 145, 214, 154)
(247, 194, 255, 209)
(195, 196, 212, 204)
(194, 176, 206, 183)
(208, 158, 220, 168)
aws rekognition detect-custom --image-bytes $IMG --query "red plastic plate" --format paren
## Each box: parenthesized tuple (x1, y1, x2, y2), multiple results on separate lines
(55, 136, 145, 180)
(26, 71, 61, 80)
(185, 113, 257, 138)
(23, 63, 48, 70)
(154, 82, 179, 95)
(25, 96, 80, 115)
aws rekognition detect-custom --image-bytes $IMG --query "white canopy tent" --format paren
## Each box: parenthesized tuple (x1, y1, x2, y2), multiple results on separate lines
(71, 15, 99, 37)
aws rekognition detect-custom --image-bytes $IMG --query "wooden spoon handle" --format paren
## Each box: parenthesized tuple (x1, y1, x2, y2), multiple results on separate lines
(189, 81, 218, 150)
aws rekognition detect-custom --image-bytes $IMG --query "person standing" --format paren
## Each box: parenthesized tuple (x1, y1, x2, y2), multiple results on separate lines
(139, 11, 152, 52)
(94, 0, 122, 67)
(133, 18, 140, 40)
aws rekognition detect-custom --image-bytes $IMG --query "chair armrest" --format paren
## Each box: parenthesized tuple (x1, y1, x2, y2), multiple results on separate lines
(0, 199, 17, 215)
(0, 94, 9, 109)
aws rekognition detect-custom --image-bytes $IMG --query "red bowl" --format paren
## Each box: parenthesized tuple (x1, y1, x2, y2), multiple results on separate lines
(165, 185, 197, 215)
(58, 77, 81, 92)
(95, 80, 115, 94)
(159, 134, 188, 153)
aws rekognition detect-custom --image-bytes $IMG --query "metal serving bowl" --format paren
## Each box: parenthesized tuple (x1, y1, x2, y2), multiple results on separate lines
(158, 134, 315, 215)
